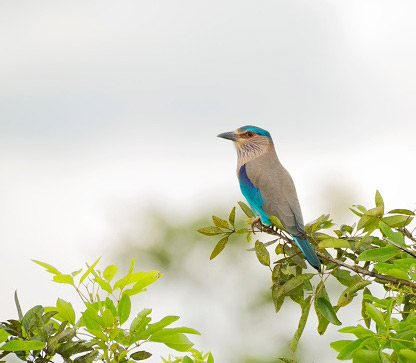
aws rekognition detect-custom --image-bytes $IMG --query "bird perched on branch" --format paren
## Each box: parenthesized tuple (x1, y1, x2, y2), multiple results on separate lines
(218, 125, 321, 270)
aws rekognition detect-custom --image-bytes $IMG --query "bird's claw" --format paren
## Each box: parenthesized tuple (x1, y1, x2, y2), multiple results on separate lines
(250, 216, 262, 233)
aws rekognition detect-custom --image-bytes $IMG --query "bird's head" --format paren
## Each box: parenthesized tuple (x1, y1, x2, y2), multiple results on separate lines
(217, 125, 274, 159)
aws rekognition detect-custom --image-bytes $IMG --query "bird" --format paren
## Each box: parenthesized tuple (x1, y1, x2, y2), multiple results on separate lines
(217, 125, 321, 270)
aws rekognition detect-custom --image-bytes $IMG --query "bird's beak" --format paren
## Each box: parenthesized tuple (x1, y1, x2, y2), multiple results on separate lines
(217, 131, 237, 141)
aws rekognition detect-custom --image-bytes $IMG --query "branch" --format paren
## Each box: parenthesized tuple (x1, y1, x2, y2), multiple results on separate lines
(404, 228, 416, 245)
(257, 223, 416, 290)
(314, 250, 416, 289)
(385, 237, 416, 259)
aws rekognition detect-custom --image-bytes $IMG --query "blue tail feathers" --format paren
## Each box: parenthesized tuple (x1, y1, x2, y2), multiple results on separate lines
(293, 236, 321, 271)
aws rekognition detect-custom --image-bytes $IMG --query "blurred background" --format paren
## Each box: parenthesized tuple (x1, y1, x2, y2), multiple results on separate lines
(1, 1, 416, 362)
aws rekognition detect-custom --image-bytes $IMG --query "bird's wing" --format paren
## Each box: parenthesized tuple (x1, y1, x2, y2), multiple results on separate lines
(245, 152, 305, 236)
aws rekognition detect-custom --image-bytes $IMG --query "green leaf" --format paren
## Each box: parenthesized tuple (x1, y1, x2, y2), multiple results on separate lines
(238, 201, 255, 218)
(332, 269, 362, 287)
(197, 227, 223, 236)
(149, 333, 194, 352)
(305, 214, 334, 233)
(289, 284, 304, 305)
(229, 207, 236, 226)
(53, 274, 74, 285)
(130, 351, 152, 360)
(356, 205, 368, 214)
(362, 288, 372, 328)
(81, 307, 102, 330)
(273, 274, 314, 300)
(14, 291, 23, 320)
(1, 338, 45, 351)
(128, 259, 136, 274)
(271, 266, 287, 313)
(318, 238, 351, 249)
(73, 350, 99, 362)
(350, 208, 363, 217)
(254, 241, 270, 267)
(357, 215, 376, 231)
(399, 349, 416, 361)
(114, 270, 161, 291)
(382, 215, 413, 228)
(71, 269, 83, 277)
(150, 327, 200, 338)
(56, 298, 76, 325)
(388, 209, 415, 216)
(140, 316, 180, 338)
(22, 305, 43, 331)
(366, 206, 384, 217)
(275, 243, 284, 255)
(235, 228, 248, 234)
(32, 260, 61, 275)
(94, 275, 113, 294)
(291, 296, 312, 352)
(210, 236, 228, 260)
(281, 244, 307, 269)
(207, 352, 214, 363)
(102, 309, 114, 328)
(357, 246, 400, 262)
(0, 329, 10, 343)
(337, 280, 371, 308)
(316, 298, 341, 326)
(48, 328, 76, 353)
(103, 265, 118, 282)
(338, 324, 375, 338)
(330, 340, 351, 352)
(375, 190, 384, 211)
(352, 349, 383, 362)
(272, 294, 285, 314)
(80, 257, 101, 284)
(336, 336, 372, 360)
(270, 215, 286, 231)
(212, 216, 229, 229)
(278, 358, 297, 363)
(118, 294, 131, 325)
(365, 303, 386, 329)
(379, 351, 392, 363)
(373, 264, 409, 280)
(379, 221, 405, 245)
(130, 308, 152, 333)
(246, 231, 252, 242)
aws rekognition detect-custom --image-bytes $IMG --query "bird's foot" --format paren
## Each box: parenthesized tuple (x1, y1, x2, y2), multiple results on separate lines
(250, 216, 262, 233)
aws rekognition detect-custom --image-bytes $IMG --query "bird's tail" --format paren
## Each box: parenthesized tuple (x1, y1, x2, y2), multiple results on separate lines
(293, 236, 321, 271)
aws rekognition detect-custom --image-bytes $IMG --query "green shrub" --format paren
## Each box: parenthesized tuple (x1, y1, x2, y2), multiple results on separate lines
(199, 191, 416, 362)
(0, 258, 213, 362)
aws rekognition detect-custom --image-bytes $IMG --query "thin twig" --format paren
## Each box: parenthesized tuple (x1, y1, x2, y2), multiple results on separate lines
(258, 223, 416, 290)
(404, 228, 416, 244)
(385, 238, 416, 258)
(314, 250, 416, 289)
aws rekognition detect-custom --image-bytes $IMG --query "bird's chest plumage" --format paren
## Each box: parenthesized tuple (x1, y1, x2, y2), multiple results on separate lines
(238, 152, 282, 194)
(237, 160, 274, 224)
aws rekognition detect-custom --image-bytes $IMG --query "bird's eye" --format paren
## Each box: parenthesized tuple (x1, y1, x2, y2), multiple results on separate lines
(247, 131, 254, 137)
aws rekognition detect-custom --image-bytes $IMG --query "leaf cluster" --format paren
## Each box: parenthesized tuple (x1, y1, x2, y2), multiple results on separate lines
(0, 295, 94, 362)
(199, 191, 416, 362)
(1, 258, 214, 362)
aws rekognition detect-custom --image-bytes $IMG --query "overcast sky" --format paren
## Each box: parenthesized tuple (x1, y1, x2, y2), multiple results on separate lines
(1, 1, 416, 361)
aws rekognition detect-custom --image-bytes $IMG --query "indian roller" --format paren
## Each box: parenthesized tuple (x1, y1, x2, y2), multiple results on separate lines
(218, 125, 321, 270)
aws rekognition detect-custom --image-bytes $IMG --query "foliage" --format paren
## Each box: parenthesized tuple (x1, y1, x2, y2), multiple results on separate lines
(0, 258, 213, 362)
(162, 349, 214, 362)
(199, 191, 416, 362)
(115, 210, 288, 362)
